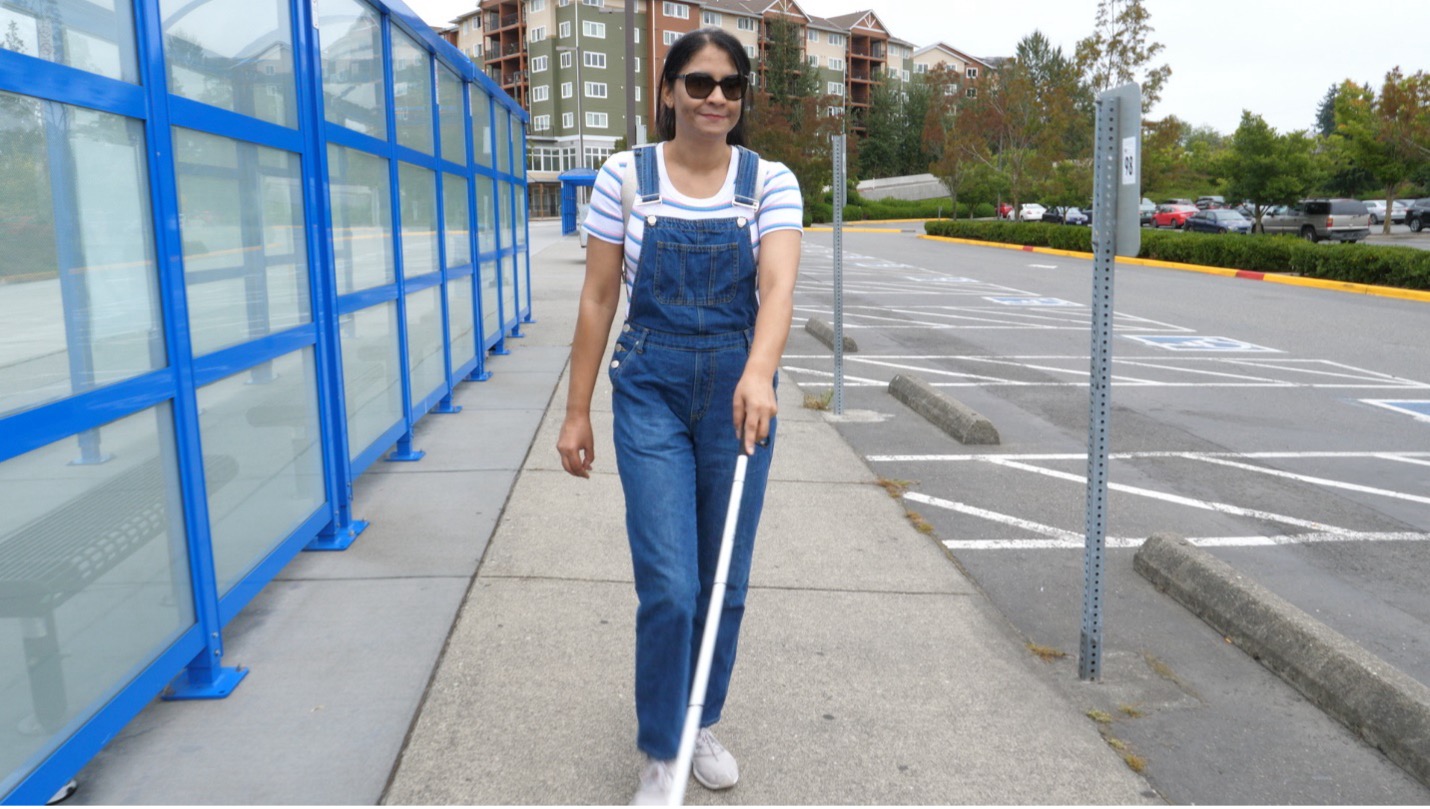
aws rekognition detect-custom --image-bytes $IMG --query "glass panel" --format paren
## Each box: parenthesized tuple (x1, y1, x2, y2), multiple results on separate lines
(437, 66, 464, 166)
(503, 183, 519, 319)
(327, 144, 393, 295)
(471, 84, 492, 169)
(475, 174, 495, 254)
(398, 162, 437, 279)
(318, 0, 386, 139)
(391, 29, 432, 154)
(443, 174, 469, 268)
(339, 301, 402, 462)
(0, 0, 140, 83)
(479, 256, 500, 338)
(174, 128, 310, 356)
(514, 186, 527, 248)
(493, 106, 510, 175)
(197, 349, 325, 594)
(160, 0, 296, 127)
(0, 405, 193, 795)
(0, 93, 164, 418)
(405, 284, 444, 404)
(447, 274, 474, 371)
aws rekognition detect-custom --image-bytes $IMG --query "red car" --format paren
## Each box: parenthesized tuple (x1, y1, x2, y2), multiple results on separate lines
(1152, 203, 1198, 229)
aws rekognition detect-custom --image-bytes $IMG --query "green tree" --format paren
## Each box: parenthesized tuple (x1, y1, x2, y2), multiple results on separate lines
(1315, 83, 1339, 138)
(1220, 111, 1319, 228)
(760, 16, 818, 111)
(1016, 30, 1092, 157)
(856, 79, 900, 179)
(1332, 69, 1430, 233)
(1074, 0, 1171, 113)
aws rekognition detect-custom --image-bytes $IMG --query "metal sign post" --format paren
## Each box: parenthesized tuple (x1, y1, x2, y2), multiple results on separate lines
(831, 134, 846, 416)
(1080, 83, 1140, 682)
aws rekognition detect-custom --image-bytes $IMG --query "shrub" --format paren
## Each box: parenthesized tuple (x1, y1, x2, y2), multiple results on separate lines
(922, 221, 1430, 291)
(973, 202, 996, 219)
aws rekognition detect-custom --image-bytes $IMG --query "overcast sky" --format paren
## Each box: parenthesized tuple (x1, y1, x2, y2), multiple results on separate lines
(401, 0, 1425, 136)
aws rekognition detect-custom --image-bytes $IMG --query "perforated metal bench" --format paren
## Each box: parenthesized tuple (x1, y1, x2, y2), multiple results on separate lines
(0, 454, 238, 732)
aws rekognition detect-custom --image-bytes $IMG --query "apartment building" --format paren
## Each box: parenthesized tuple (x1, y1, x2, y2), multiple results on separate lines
(450, 0, 994, 216)
(912, 42, 996, 98)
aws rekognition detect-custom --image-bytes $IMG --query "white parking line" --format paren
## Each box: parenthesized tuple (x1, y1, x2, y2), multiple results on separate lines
(1181, 455, 1430, 505)
(903, 492, 1081, 541)
(981, 457, 1355, 535)
(941, 532, 1430, 551)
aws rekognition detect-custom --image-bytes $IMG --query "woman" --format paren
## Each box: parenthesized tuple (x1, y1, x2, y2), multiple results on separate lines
(555, 27, 803, 805)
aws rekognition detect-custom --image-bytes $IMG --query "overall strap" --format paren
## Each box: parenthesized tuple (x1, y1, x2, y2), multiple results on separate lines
(634, 144, 661, 205)
(731, 146, 762, 212)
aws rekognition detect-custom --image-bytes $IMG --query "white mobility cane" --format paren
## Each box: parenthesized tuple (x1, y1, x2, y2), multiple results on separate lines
(668, 451, 749, 806)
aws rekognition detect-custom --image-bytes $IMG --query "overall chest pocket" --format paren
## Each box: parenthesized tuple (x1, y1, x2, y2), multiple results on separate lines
(652, 240, 742, 307)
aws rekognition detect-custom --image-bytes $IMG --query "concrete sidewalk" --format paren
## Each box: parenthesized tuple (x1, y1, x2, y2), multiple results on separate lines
(68, 232, 1158, 805)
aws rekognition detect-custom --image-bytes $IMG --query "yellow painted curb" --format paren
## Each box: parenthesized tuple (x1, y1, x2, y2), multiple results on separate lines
(916, 234, 1430, 303)
(808, 227, 907, 233)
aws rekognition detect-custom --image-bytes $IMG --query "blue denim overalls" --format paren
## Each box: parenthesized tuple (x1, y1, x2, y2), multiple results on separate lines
(609, 144, 775, 760)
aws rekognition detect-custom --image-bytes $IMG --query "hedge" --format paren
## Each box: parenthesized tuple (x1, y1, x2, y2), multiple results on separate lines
(807, 197, 975, 224)
(922, 220, 1430, 291)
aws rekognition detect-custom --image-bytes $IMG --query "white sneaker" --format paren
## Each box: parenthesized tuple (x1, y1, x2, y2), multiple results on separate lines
(692, 727, 739, 790)
(631, 756, 675, 805)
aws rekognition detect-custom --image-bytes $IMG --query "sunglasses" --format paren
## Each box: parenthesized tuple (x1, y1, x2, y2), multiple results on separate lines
(674, 72, 748, 101)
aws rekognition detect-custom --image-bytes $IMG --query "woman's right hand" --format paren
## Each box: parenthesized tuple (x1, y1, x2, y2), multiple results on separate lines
(557, 412, 595, 478)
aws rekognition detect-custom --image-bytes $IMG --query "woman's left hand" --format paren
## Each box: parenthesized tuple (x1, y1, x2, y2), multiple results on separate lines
(733, 372, 777, 455)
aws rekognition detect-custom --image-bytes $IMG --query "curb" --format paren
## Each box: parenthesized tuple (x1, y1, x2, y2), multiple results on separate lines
(804, 316, 858, 352)
(887, 373, 999, 445)
(917, 234, 1430, 304)
(1134, 533, 1430, 790)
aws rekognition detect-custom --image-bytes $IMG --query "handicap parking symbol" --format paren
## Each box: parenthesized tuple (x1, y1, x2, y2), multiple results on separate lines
(1361, 400, 1430, 422)
(984, 296, 1081, 306)
(1126, 335, 1279, 352)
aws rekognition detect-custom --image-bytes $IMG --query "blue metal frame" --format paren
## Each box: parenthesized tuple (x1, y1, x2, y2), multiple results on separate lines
(0, 0, 529, 800)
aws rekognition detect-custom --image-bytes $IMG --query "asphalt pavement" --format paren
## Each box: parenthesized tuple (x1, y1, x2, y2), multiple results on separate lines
(61, 224, 1159, 805)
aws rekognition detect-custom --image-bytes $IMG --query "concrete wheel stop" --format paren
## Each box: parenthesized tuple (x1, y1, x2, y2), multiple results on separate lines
(804, 316, 858, 353)
(887, 373, 999, 445)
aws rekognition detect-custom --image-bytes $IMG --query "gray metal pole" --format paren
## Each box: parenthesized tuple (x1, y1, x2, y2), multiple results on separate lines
(625, 0, 637, 146)
(1080, 93, 1120, 682)
(831, 134, 845, 416)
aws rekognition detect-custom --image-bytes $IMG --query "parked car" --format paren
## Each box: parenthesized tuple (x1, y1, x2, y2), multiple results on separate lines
(1195, 195, 1226, 210)
(1019, 203, 1046, 222)
(1257, 199, 1371, 242)
(1138, 197, 1156, 226)
(1151, 203, 1198, 229)
(1407, 199, 1430, 232)
(1041, 206, 1089, 225)
(1184, 208, 1252, 235)
(1363, 199, 1407, 226)
(998, 202, 1014, 220)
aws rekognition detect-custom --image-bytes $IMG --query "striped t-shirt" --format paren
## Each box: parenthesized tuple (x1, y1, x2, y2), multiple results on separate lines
(582, 144, 804, 301)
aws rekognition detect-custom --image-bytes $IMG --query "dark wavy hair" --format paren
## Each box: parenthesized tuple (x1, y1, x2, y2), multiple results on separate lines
(656, 27, 751, 146)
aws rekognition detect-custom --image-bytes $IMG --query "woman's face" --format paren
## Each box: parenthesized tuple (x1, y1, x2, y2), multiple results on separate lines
(663, 44, 742, 143)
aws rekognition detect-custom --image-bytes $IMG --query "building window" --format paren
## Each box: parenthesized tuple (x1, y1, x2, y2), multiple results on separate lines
(966, 87, 978, 98)
(902, 69, 910, 82)
(916, 63, 928, 74)
(635, 57, 640, 73)
(808, 54, 818, 68)
(529, 26, 546, 42)
(828, 81, 844, 96)
(829, 57, 844, 72)
(663, 2, 688, 19)
(563, 112, 574, 128)
(559, 0, 570, 5)
(529, 0, 546, 10)
(744, 45, 756, 58)
(585, 81, 607, 98)
(702, 11, 721, 25)
(561, 82, 572, 98)
(663, 30, 677, 46)
(634, 27, 640, 43)
(828, 33, 844, 46)
(966, 67, 979, 79)
(634, 85, 641, 101)
(559, 20, 571, 38)
(583, 20, 605, 38)
(560, 50, 573, 68)
(737, 17, 756, 31)
(584, 51, 606, 68)
(828, 105, 843, 117)
(582, 0, 601, 5)
(532, 85, 549, 101)
(531, 55, 549, 72)
(533, 114, 551, 131)
(587, 111, 608, 128)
